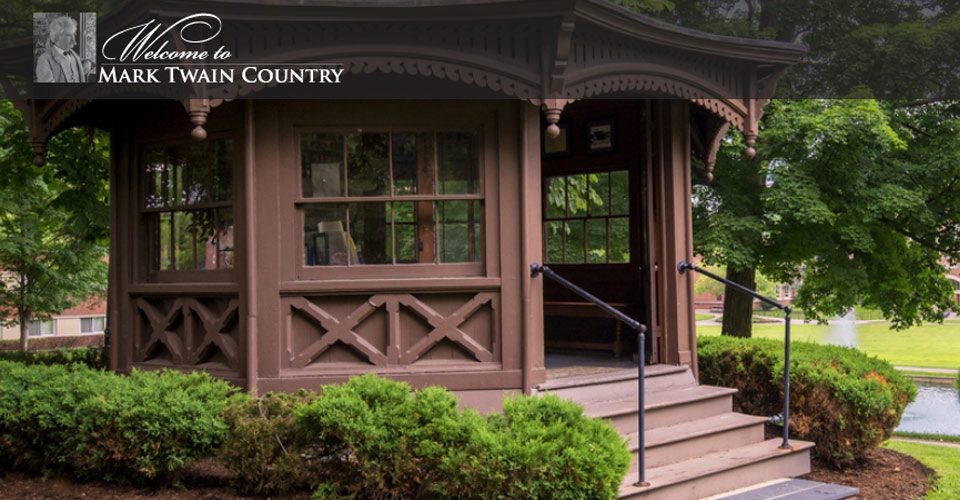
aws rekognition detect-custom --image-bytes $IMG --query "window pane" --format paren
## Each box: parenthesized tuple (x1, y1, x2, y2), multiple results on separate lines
(157, 211, 174, 271)
(160, 209, 234, 271)
(545, 221, 564, 264)
(437, 132, 479, 194)
(146, 149, 173, 209)
(147, 140, 232, 208)
(588, 172, 610, 216)
(348, 202, 390, 264)
(81, 317, 105, 334)
(304, 204, 350, 265)
(213, 208, 235, 270)
(437, 200, 482, 263)
(609, 217, 630, 263)
(565, 220, 585, 263)
(301, 133, 344, 198)
(567, 174, 588, 217)
(393, 202, 418, 263)
(347, 133, 389, 197)
(28, 320, 53, 336)
(392, 133, 433, 195)
(587, 219, 607, 264)
(545, 177, 566, 219)
(611, 170, 629, 215)
(181, 140, 232, 205)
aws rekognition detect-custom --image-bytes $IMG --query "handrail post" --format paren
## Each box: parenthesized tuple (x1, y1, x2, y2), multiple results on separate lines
(781, 308, 792, 449)
(530, 262, 650, 488)
(635, 327, 649, 487)
(677, 260, 793, 450)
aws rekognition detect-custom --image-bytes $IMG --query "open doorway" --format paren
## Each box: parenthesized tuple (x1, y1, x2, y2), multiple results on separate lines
(540, 100, 655, 380)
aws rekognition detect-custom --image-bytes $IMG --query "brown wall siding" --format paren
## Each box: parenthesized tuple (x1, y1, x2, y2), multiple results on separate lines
(248, 101, 528, 393)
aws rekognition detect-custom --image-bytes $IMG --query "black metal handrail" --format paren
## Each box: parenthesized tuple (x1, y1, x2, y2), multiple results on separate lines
(530, 262, 650, 487)
(677, 260, 793, 450)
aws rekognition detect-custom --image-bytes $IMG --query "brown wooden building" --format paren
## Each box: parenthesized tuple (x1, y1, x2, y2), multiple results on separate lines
(1, 1, 829, 497)
(2, 0, 803, 401)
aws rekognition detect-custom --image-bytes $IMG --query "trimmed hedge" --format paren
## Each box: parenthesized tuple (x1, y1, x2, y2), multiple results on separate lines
(222, 374, 631, 499)
(697, 336, 916, 468)
(0, 334, 103, 351)
(0, 347, 106, 369)
(0, 361, 236, 483)
(219, 390, 318, 495)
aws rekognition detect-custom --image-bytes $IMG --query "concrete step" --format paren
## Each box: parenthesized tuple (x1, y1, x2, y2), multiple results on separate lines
(536, 365, 696, 403)
(708, 478, 859, 500)
(585, 385, 737, 434)
(619, 439, 815, 500)
(626, 413, 768, 469)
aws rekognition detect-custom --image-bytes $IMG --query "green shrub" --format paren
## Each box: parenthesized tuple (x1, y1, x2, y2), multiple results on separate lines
(0, 347, 106, 369)
(220, 390, 319, 495)
(0, 361, 235, 483)
(697, 336, 917, 468)
(442, 395, 632, 499)
(291, 374, 630, 499)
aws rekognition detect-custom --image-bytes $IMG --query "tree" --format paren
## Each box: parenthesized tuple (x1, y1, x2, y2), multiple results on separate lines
(0, 100, 109, 350)
(616, 0, 960, 336)
(694, 100, 960, 336)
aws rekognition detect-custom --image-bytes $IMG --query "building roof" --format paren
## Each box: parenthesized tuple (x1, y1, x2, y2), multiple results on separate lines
(0, 0, 805, 165)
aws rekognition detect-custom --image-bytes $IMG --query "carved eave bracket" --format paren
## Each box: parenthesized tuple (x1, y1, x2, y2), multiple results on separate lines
(691, 109, 730, 183)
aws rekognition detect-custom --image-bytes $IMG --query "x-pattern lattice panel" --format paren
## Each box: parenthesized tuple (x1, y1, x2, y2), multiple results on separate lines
(286, 293, 498, 369)
(135, 297, 241, 373)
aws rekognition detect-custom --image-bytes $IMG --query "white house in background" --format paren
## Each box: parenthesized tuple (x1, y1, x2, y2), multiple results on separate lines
(0, 296, 107, 342)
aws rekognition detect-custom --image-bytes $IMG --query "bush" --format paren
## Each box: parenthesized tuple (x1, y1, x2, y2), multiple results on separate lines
(291, 374, 630, 499)
(220, 390, 319, 495)
(0, 333, 103, 351)
(0, 347, 106, 369)
(0, 361, 236, 483)
(444, 395, 633, 499)
(697, 336, 917, 468)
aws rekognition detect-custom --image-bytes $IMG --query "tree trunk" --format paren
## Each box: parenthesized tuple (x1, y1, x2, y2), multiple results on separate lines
(19, 310, 30, 351)
(721, 267, 756, 338)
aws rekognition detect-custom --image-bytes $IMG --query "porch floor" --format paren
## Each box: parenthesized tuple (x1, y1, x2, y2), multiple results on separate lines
(545, 350, 638, 380)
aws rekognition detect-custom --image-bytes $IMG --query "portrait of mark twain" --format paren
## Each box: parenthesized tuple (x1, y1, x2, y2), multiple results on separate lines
(35, 15, 93, 83)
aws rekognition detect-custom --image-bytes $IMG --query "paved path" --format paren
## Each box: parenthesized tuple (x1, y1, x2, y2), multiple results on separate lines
(890, 437, 960, 449)
(895, 366, 958, 375)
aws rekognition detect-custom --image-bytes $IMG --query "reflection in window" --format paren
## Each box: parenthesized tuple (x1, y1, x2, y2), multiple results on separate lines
(300, 131, 483, 266)
(544, 170, 630, 264)
(144, 139, 234, 271)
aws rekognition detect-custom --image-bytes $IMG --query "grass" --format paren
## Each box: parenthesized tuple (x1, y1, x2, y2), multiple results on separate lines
(695, 313, 714, 321)
(697, 321, 960, 370)
(901, 370, 958, 379)
(884, 440, 960, 499)
(893, 432, 960, 444)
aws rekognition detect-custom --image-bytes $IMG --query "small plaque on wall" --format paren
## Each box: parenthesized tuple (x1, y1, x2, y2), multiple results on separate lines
(587, 118, 616, 154)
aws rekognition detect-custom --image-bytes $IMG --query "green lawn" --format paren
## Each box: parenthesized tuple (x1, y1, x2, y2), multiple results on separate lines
(697, 322, 960, 370)
(695, 313, 714, 321)
(884, 440, 960, 499)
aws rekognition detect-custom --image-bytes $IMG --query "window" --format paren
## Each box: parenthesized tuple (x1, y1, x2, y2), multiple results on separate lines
(80, 316, 106, 334)
(544, 170, 630, 264)
(144, 139, 234, 271)
(299, 131, 483, 266)
(28, 319, 54, 337)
